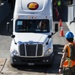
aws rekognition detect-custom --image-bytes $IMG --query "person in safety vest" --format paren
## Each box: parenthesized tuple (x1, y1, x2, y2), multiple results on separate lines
(57, 0, 62, 19)
(59, 31, 75, 75)
(57, 0, 61, 7)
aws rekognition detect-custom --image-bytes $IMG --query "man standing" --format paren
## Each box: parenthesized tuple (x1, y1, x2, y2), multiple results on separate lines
(59, 31, 75, 75)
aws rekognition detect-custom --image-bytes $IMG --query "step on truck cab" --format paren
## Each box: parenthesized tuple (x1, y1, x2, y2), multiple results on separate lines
(10, 0, 58, 66)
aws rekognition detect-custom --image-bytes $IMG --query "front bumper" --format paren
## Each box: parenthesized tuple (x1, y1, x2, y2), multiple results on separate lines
(10, 52, 54, 65)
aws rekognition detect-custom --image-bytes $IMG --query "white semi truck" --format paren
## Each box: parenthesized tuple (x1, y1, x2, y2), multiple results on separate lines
(9, 0, 58, 66)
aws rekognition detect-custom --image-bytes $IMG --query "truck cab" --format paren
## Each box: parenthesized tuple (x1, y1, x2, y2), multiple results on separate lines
(10, 0, 58, 66)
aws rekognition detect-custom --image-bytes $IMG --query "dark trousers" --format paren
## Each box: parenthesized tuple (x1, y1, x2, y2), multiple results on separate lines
(63, 66, 75, 75)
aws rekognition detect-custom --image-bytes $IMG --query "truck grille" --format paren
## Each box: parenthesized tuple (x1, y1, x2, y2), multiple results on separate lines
(19, 44, 43, 56)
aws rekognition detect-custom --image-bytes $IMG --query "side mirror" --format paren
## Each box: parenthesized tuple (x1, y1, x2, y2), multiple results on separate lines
(6, 20, 13, 33)
(46, 35, 52, 45)
(48, 35, 51, 38)
(11, 35, 17, 44)
(11, 35, 15, 38)
(55, 23, 58, 32)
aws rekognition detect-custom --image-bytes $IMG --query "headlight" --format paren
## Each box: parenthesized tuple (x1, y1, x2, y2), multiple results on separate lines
(44, 48, 51, 56)
(11, 50, 18, 56)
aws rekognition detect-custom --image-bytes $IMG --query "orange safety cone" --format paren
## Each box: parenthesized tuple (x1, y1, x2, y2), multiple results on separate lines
(60, 27, 64, 37)
(59, 19, 62, 27)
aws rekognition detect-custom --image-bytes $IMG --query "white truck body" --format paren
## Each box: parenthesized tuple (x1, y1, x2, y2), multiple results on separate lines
(10, 0, 55, 65)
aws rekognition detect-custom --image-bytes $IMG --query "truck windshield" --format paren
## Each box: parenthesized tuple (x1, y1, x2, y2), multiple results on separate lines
(15, 19, 50, 33)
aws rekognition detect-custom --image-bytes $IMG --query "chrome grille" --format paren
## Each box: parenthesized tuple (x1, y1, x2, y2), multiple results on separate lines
(19, 44, 25, 56)
(26, 44, 36, 56)
(37, 44, 43, 56)
(19, 43, 43, 56)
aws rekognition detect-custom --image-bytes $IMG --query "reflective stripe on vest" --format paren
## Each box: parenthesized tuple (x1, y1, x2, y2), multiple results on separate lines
(57, 1, 61, 6)
(63, 58, 75, 67)
(63, 43, 75, 67)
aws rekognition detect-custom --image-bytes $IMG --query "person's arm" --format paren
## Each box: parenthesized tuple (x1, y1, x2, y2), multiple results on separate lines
(59, 46, 67, 73)
(59, 51, 67, 68)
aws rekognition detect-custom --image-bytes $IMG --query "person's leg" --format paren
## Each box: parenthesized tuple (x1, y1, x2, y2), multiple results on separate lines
(72, 66, 75, 75)
(63, 68, 72, 75)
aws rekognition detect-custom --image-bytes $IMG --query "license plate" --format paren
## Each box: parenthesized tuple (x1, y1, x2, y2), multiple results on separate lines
(28, 63, 34, 65)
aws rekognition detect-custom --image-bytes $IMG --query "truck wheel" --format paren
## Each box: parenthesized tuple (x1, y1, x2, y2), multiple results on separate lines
(10, 57, 16, 67)
(11, 63, 16, 67)
(49, 53, 54, 66)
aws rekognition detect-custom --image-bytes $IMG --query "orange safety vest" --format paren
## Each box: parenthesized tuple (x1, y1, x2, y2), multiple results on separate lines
(63, 43, 75, 67)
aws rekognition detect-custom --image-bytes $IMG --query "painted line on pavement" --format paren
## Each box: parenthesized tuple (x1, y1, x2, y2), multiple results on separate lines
(0, 58, 7, 74)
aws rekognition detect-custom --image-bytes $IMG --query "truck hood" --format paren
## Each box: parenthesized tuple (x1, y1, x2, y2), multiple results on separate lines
(14, 33, 48, 43)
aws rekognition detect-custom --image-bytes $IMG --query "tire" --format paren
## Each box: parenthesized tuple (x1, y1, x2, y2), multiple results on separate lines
(10, 57, 16, 67)
(11, 63, 16, 67)
(47, 53, 54, 67)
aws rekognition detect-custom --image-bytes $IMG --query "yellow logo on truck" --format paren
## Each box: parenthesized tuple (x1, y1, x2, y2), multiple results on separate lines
(27, 2, 39, 10)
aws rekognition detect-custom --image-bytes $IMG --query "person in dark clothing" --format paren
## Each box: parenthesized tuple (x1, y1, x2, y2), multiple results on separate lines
(53, 0, 59, 21)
